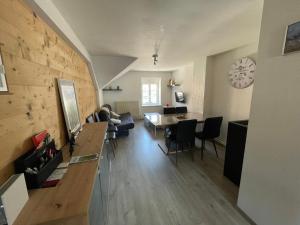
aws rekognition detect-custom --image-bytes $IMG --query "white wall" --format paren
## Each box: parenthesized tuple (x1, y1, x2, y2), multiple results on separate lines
(204, 43, 258, 143)
(103, 71, 172, 116)
(238, 1, 300, 225)
(171, 57, 207, 114)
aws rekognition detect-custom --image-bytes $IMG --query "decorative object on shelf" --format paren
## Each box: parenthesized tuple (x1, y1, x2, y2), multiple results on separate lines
(102, 88, 123, 91)
(167, 79, 180, 87)
(283, 21, 300, 55)
(117, 85, 120, 90)
(15, 132, 63, 189)
(228, 57, 256, 89)
(0, 50, 9, 93)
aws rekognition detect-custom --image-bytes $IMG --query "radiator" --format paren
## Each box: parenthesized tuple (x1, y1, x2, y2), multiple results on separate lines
(114, 101, 141, 119)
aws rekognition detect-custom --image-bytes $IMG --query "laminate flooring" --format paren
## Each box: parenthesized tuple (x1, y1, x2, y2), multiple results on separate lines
(108, 121, 251, 225)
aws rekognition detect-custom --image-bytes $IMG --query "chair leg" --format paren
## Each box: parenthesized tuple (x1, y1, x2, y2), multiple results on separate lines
(212, 139, 219, 158)
(113, 139, 117, 149)
(191, 142, 194, 161)
(109, 140, 115, 158)
(201, 139, 204, 160)
(176, 144, 178, 164)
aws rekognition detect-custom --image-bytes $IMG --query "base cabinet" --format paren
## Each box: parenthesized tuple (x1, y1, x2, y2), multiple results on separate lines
(224, 120, 248, 186)
(89, 145, 111, 225)
(89, 173, 103, 225)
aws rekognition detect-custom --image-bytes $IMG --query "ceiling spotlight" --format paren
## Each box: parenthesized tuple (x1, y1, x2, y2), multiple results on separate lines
(152, 25, 165, 66)
(152, 54, 158, 65)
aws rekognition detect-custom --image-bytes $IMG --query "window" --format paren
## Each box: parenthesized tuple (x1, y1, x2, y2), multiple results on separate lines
(141, 77, 161, 106)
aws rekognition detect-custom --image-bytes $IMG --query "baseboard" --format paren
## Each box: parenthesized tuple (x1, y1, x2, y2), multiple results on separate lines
(236, 206, 257, 225)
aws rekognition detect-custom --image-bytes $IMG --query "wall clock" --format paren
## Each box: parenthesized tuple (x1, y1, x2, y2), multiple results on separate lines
(228, 57, 256, 89)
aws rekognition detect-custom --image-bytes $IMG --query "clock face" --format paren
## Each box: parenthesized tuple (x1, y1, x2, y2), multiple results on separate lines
(228, 57, 256, 89)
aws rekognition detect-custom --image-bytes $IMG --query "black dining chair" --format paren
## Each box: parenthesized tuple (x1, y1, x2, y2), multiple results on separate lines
(166, 119, 197, 163)
(195, 116, 223, 159)
(164, 107, 176, 114)
(175, 106, 187, 114)
(94, 112, 101, 122)
(86, 114, 95, 123)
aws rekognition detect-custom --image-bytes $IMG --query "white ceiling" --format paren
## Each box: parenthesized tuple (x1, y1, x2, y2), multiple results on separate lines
(51, 0, 263, 71)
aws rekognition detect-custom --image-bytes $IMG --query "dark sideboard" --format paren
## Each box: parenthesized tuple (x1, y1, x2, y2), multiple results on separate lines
(224, 120, 248, 186)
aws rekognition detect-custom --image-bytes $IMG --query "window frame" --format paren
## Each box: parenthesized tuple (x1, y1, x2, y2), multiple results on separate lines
(141, 77, 161, 107)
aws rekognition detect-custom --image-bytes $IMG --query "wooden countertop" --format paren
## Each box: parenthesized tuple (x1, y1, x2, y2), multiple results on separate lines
(13, 122, 108, 225)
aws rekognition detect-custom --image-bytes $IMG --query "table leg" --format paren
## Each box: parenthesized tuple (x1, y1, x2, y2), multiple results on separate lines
(158, 143, 168, 155)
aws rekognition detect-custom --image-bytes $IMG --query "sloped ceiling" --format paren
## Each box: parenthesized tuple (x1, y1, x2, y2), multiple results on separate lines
(91, 55, 137, 88)
(51, 0, 263, 71)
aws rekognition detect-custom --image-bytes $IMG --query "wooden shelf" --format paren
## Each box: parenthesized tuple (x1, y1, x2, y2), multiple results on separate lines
(167, 84, 180, 88)
(13, 122, 108, 225)
(102, 88, 123, 91)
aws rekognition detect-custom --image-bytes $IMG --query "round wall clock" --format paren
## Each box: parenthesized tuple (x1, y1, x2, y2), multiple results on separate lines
(228, 57, 256, 89)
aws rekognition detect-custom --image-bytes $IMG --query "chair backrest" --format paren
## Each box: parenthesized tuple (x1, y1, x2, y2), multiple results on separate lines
(86, 114, 95, 123)
(176, 106, 187, 114)
(176, 119, 197, 143)
(98, 110, 110, 121)
(164, 107, 176, 114)
(202, 117, 223, 139)
(94, 112, 101, 122)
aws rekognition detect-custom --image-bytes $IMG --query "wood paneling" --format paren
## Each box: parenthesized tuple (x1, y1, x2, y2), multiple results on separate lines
(0, 0, 97, 184)
(13, 122, 107, 225)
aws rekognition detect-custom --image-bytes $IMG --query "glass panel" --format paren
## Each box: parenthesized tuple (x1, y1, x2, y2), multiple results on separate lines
(142, 84, 149, 104)
(150, 84, 157, 104)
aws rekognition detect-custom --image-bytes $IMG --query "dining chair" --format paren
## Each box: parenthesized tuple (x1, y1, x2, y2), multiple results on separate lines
(94, 112, 101, 122)
(164, 107, 176, 114)
(166, 119, 197, 164)
(86, 114, 95, 123)
(195, 116, 223, 159)
(175, 106, 187, 114)
(89, 112, 117, 157)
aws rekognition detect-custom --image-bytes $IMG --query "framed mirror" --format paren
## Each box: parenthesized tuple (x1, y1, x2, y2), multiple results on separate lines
(0, 51, 9, 93)
(57, 79, 82, 139)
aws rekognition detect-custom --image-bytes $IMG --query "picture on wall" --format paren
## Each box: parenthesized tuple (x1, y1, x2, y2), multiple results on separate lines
(283, 21, 300, 54)
(57, 79, 82, 139)
(0, 51, 8, 93)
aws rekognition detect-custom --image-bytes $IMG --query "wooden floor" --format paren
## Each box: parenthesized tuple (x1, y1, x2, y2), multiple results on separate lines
(108, 121, 251, 225)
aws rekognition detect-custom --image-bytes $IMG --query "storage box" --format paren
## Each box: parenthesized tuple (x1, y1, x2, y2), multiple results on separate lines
(14, 140, 63, 189)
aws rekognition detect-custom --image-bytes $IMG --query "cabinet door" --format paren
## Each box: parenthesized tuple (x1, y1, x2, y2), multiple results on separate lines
(224, 122, 247, 186)
(89, 172, 103, 225)
(89, 144, 111, 225)
(99, 145, 110, 225)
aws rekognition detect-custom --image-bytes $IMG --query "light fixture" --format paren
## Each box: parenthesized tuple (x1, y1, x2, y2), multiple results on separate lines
(152, 25, 165, 66)
(152, 53, 158, 65)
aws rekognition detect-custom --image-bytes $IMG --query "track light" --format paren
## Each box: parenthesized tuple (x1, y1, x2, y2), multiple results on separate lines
(152, 54, 158, 65)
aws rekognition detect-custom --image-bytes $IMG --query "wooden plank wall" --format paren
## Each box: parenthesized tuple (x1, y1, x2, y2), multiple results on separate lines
(0, 0, 97, 184)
